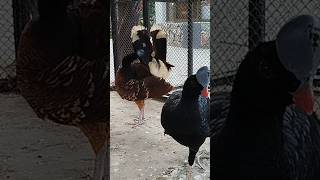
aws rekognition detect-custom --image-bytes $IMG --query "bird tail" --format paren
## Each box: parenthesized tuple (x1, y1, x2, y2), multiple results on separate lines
(143, 76, 173, 98)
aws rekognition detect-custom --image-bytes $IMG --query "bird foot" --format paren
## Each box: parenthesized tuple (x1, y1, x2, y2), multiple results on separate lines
(195, 151, 210, 171)
(125, 118, 145, 128)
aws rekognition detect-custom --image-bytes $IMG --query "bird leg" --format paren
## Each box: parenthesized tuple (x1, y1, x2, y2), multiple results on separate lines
(79, 122, 109, 180)
(186, 164, 192, 180)
(186, 148, 199, 180)
(127, 100, 145, 128)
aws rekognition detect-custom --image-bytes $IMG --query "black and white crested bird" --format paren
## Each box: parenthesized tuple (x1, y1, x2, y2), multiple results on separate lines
(148, 24, 174, 80)
(115, 26, 173, 127)
(130, 24, 174, 80)
(212, 15, 320, 180)
(161, 66, 210, 180)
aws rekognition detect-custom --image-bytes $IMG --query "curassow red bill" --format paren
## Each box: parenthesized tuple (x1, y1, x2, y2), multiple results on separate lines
(293, 81, 315, 115)
(201, 87, 209, 97)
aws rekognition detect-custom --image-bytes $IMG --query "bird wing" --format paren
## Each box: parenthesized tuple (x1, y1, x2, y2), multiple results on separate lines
(17, 52, 107, 125)
(282, 105, 320, 179)
(210, 91, 231, 140)
(199, 96, 210, 137)
(143, 76, 173, 98)
(115, 72, 172, 101)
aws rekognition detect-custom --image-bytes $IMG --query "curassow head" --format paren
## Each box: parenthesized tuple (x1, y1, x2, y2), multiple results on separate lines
(232, 15, 320, 115)
(182, 66, 209, 99)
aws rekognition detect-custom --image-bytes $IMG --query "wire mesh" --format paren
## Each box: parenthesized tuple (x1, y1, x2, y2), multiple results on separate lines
(111, 0, 211, 87)
(211, 0, 320, 113)
(0, 0, 82, 93)
(0, 0, 16, 92)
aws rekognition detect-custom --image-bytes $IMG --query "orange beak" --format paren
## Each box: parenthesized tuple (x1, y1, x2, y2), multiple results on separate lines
(293, 82, 314, 115)
(201, 87, 209, 97)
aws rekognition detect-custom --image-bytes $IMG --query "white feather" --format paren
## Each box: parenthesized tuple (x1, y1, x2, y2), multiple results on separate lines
(131, 25, 146, 43)
(148, 58, 170, 80)
(156, 30, 167, 39)
(150, 24, 162, 32)
(150, 24, 167, 39)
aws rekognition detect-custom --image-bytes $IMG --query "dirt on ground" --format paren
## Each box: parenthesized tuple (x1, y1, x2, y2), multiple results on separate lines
(110, 91, 210, 180)
(0, 94, 94, 180)
(0, 92, 210, 180)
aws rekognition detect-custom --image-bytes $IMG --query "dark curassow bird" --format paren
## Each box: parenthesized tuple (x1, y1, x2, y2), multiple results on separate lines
(212, 15, 320, 180)
(16, 0, 108, 179)
(115, 25, 173, 127)
(161, 66, 210, 180)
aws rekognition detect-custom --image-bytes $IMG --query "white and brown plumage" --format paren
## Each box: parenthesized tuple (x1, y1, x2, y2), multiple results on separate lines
(149, 25, 174, 80)
(16, 0, 108, 179)
(115, 53, 173, 127)
(115, 26, 173, 127)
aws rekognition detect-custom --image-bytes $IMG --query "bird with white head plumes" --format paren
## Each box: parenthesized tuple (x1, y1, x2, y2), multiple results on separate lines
(276, 14, 320, 115)
(149, 24, 174, 80)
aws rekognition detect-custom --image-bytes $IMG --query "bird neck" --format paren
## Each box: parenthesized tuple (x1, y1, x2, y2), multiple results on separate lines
(38, 0, 69, 27)
(181, 88, 201, 104)
(222, 85, 287, 160)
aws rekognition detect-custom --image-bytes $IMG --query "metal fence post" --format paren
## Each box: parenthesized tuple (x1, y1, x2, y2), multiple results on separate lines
(187, 0, 193, 76)
(143, 0, 149, 31)
(143, 0, 150, 64)
(210, 0, 214, 81)
(248, 0, 265, 51)
(111, 0, 118, 76)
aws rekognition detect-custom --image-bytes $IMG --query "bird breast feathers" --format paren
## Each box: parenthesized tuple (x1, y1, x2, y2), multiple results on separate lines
(148, 58, 170, 79)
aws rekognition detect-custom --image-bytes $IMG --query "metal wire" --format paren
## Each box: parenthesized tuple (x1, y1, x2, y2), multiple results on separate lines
(0, 0, 80, 93)
(211, 0, 320, 113)
(0, 0, 16, 92)
(111, 0, 211, 87)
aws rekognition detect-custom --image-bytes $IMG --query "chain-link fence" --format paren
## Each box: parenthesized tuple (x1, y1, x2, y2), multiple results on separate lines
(111, 0, 211, 87)
(0, 0, 16, 92)
(0, 0, 84, 93)
(212, 0, 320, 113)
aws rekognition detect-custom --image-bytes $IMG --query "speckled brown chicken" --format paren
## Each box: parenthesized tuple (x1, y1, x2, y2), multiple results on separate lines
(16, 0, 108, 179)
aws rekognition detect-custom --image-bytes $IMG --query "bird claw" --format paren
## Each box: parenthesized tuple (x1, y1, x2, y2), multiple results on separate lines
(125, 118, 145, 128)
(195, 151, 210, 172)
